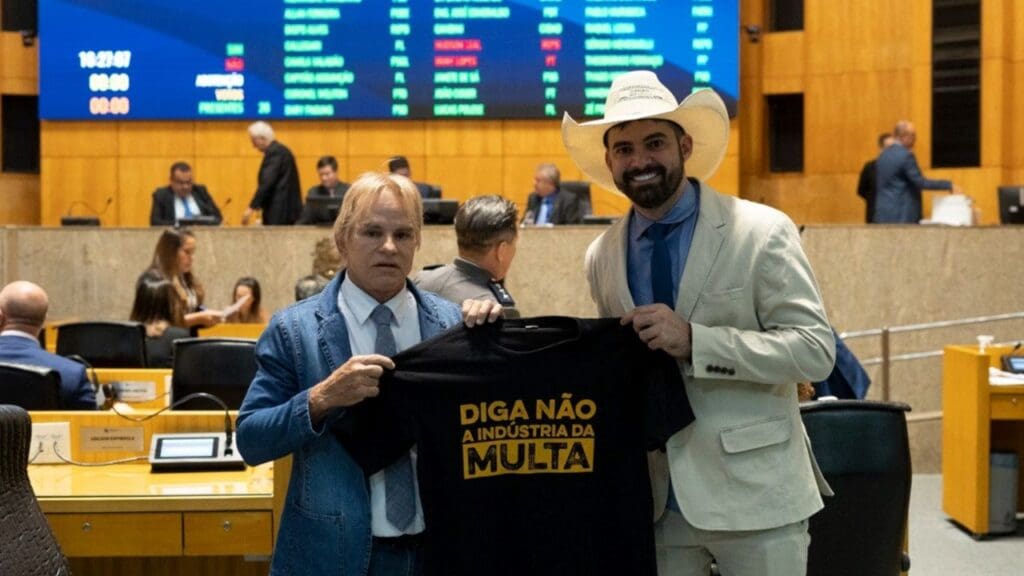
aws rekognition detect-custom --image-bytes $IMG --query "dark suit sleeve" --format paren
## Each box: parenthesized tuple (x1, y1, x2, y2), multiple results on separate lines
(150, 188, 172, 226)
(66, 366, 97, 410)
(856, 162, 872, 200)
(557, 192, 584, 224)
(902, 154, 952, 191)
(194, 185, 223, 224)
(250, 147, 286, 210)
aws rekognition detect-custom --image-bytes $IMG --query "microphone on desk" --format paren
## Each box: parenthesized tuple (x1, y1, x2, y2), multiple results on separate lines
(62, 197, 113, 227)
(65, 353, 115, 409)
(221, 197, 233, 226)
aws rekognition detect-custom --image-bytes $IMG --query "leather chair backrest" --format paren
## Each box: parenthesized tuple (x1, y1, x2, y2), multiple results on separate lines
(57, 321, 148, 368)
(0, 404, 70, 575)
(0, 362, 63, 410)
(560, 180, 592, 216)
(171, 337, 257, 410)
(801, 400, 912, 576)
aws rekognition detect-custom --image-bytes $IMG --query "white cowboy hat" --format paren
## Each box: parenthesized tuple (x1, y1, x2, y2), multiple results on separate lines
(561, 70, 730, 195)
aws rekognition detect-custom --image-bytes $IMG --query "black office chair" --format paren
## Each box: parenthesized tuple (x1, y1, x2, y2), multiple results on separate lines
(0, 405, 71, 575)
(802, 400, 912, 576)
(0, 362, 63, 410)
(171, 337, 257, 410)
(56, 321, 148, 368)
(561, 180, 593, 216)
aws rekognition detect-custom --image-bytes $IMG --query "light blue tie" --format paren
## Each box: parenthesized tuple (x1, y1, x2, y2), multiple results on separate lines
(181, 197, 194, 218)
(370, 304, 417, 530)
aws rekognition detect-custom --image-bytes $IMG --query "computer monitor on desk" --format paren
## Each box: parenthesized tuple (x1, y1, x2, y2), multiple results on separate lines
(423, 199, 458, 225)
(303, 196, 343, 226)
(998, 186, 1024, 224)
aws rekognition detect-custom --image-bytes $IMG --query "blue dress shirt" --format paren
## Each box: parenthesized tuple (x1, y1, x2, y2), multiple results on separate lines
(626, 179, 700, 307)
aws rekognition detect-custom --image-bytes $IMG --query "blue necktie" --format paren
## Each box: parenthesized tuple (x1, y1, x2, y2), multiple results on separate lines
(647, 222, 676, 308)
(181, 197, 194, 218)
(370, 304, 417, 530)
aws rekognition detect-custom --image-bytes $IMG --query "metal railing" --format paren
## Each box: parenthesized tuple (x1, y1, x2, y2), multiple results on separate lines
(838, 311, 1024, 422)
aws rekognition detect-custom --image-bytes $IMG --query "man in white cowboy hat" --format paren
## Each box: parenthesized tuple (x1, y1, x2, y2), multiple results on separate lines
(564, 70, 836, 575)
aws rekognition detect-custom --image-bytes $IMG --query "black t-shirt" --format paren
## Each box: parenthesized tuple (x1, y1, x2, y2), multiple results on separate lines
(343, 317, 693, 576)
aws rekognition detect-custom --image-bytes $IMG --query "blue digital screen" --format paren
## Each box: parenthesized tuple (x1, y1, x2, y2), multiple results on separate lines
(39, 0, 738, 120)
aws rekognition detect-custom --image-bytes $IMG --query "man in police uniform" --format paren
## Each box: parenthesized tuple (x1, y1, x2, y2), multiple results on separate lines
(415, 195, 520, 318)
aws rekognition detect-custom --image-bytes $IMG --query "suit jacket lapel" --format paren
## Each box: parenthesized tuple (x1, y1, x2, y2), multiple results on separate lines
(677, 181, 727, 318)
(608, 216, 636, 313)
(315, 274, 352, 371)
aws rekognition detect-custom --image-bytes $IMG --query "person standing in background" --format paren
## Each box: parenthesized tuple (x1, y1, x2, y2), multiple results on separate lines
(138, 229, 222, 329)
(856, 133, 892, 223)
(873, 120, 962, 223)
(243, 121, 302, 226)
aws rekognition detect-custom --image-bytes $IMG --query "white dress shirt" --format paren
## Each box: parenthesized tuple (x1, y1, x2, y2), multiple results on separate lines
(174, 194, 202, 220)
(337, 276, 425, 537)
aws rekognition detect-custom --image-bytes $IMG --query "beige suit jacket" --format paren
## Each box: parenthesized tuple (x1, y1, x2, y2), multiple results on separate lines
(585, 182, 835, 532)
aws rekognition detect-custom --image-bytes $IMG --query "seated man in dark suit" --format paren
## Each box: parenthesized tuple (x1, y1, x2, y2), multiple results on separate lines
(522, 163, 583, 225)
(387, 155, 440, 199)
(0, 281, 96, 409)
(150, 162, 223, 226)
(297, 155, 350, 225)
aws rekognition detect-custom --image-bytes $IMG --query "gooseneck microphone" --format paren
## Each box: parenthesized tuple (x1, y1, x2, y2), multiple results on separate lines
(62, 197, 113, 226)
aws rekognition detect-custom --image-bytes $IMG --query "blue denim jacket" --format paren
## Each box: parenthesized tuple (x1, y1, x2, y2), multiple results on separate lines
(236, 273, 461, 576)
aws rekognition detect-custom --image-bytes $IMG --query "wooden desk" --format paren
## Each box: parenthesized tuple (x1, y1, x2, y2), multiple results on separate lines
(30, 463, 274, 557)
(28, 411, 277, 575)
(95, 368, 172, 411)
(942, 345, 1024, 537)
(198, 323, 266, 340)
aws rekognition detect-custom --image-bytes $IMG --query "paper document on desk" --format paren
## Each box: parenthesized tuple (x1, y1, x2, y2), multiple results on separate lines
(220, 293, 251, 320)
(988, 366, 1024, 386)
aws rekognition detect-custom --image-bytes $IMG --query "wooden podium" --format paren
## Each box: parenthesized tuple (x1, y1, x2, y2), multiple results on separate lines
(941, 345, 1024, 537)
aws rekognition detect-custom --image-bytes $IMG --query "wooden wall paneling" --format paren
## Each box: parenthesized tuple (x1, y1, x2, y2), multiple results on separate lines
(981, 59, 1004, 168)
(0, 32, 38, 86)
(424, 156, 504, 203)
(39, 157, 119, 226)
(193, 121, 251, 157)
(1009, 62, 1024, 170)
(0, 174, 40, 224)
(118, 122, 196, 158)
(909, 64, 933, 168)
(981, 0, 1007, 60)
(501, 120, 565, 156)
(425, 120, 503, 157)
(706, 156, 739, 197)
(345, 156, 400, 179)
(762, 32, 804, 95)
(346, 120, 426, 157)
(274, 120, 347, 158)
(294, 154, 322, 195)
(805, 0, 911, 74)
(1011, 0, 1024, 62)
(117, 157, 189, 227)
(41, 123, 118, 158)
(192, 157, 261, 225)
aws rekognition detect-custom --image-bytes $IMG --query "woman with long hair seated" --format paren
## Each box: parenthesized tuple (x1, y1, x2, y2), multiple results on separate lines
(130, 277, 192, 368)
(226, 276, 269, 324)
(138, 228, 221, 328)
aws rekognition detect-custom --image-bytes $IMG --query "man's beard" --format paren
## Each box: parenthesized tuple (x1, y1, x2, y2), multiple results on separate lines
(615, 163, 685, 210)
